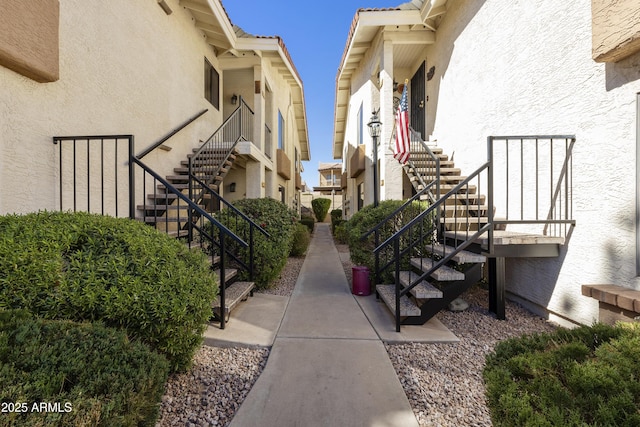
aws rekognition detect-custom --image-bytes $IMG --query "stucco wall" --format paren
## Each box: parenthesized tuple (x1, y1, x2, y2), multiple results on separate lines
(0, 0, 59, 82)
(592, 0, 640, 62)
(424, 0, 640, 324)
(0, 0, 223, 215)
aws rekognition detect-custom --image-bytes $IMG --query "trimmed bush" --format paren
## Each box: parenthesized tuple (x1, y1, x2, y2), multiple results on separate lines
(290, 223, 311, 257)
(217, 198, 296, 288)
(0, 211, 217, 372)
(300, 215, 315, 233)
(0, 310, 169, 426)
(484, 323, 640, 426)
(330, 209, 343, 223)
(344, 200, 430, 277)
(334, 221, 349, 244)
(312, 198, 332, 222)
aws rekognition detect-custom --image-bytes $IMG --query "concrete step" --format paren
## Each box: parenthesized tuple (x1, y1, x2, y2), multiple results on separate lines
(212, 281, 255, 320)
(376, 284, 421, 316)
(423, 244, 486, 264)
(410, 258, 465, 281)
(410, 167, 461, 176)
(398, 271, 443, 299)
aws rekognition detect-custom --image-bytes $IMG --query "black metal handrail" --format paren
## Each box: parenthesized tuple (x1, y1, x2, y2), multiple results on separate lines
(53, 135, 135, 218)
(137, 109, 208, 159)
(373, 161, 492, 331)
(189, 173, 269, 281)
(189, 97, 254, 193)
(131, 156, 247, 330)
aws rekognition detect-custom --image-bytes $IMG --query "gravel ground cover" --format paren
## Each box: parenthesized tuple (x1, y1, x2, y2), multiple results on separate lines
(159, 241, 557, 426)
(156, 255, 304, 426)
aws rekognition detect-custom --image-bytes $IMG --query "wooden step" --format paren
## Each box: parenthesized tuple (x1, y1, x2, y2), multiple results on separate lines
(410, 258, 465, 281)
(212, 281, 255, 320)
(214, 268, 238, 284)
(137, 204, 204, 211)
(423, 244, 486, 264)
(440, 216, 489, 224)
(411, 167, 461, 176)
(398, 271, 443, 299)
(376, 284, 421, 316)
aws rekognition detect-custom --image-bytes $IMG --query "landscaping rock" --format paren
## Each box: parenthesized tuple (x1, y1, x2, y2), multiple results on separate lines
(448, 298, 469, 312)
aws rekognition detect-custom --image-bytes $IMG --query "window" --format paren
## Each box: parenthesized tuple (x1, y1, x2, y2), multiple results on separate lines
(204, 59, 219, 109)
(278, 111, 284, 150)
(295, 148, 299, 172)
(357, 103, 363, 145)
(357, 183, 364, 211)
(279, 185, 286, 204)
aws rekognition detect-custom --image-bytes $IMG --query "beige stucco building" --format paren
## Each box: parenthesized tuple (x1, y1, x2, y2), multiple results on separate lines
(0, 0, 309, 216)
(333, 0, 640, 326)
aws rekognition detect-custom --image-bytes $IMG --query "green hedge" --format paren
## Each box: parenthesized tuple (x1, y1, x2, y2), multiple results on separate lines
(0, 211, 217, 372)
(0, 310, 169, 426)
(217, 198, 296, 288)
(312, 198, 332, 222)
(290, 223, 311, 257)
(484, 323, 640, 426)
(344, 200, 430, 277)
(300, 215, 315, 233)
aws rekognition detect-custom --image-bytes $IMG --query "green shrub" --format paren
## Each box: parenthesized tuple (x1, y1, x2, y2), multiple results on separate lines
(0, 310, 169, 426)
(0, 211, 217, 372)
(290, 223, 311, 257)
(217, 198, 296, 288)
(330, 209, 343, 223)
(300, 215, 315, 233)
(334, 221, 349, 244)
(312, 198, 332, 222)
(344, 200, 430, 278)
(484, 323, 640, 426)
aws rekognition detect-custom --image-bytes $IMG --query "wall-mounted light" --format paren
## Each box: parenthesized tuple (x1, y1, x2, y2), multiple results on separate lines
(231, 94, 238, 105)
(229, 182, 236, 193)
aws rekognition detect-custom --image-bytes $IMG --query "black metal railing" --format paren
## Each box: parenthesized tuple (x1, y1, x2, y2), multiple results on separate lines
(131, 156, 247, 329)
(189, 173, 270, 281)
(53, 135, 135, 218)
(405, 127, 441, 202)
(487, 135, 576, 249)
(189, 97, 254, 207)
(373, 162, 492, 331)
(136, 109, 208, 159)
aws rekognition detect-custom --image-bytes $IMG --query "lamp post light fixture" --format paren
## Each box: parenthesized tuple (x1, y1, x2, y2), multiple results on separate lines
(367, 110, 382, 207)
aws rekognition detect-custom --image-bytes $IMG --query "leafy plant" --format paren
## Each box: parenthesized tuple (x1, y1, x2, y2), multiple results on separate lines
(300, 215, 315, 233)
(217, 198, 296, 288)
(312, 198, 332, 222)
(0, 310, 169, 426)
(484, 323, 640, 426)
(290, 223, 310, 257)
(344, 200, 430, 279)
(0, 211, 217, 372)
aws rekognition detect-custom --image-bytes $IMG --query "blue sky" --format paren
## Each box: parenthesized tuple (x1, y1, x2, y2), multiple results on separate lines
(222, 0, 399, 188)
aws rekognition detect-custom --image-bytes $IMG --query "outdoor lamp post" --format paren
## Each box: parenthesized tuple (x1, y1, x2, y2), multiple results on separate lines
(367, 110, 382, 207)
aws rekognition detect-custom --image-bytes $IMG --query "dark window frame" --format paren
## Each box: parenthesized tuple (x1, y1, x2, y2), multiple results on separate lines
(204, 58, 219, 110)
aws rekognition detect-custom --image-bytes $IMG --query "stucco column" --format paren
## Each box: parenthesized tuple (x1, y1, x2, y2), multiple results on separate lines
(246, 160, 265, 199)
(380, 36, 404, 201)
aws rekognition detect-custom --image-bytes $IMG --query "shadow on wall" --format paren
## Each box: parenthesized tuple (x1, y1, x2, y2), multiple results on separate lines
(425, 0, 487, 135)
(504, 226, 575, 319)
(604, 210, 640, 290)
(605, 49, 640, 91)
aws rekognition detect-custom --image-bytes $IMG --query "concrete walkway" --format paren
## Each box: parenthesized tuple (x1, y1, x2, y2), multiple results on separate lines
(229, 223, 420, 427)
(203, 223, 458, 425)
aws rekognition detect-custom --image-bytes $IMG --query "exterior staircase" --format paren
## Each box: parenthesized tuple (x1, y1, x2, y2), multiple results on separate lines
(53, 100, 265, 330)
(369, 131, 576, 331)
(134, 98, 262, 329)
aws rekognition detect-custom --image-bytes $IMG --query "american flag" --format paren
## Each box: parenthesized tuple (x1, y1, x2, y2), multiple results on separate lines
(394, 82, 410, 164)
